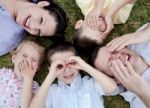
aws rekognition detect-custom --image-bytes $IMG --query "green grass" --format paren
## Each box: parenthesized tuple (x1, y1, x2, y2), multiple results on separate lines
(0, 0, 150, 107)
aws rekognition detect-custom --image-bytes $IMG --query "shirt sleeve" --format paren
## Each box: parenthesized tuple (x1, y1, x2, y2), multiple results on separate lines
(90, 78, 105, 96)
(128, 23, 150, 65)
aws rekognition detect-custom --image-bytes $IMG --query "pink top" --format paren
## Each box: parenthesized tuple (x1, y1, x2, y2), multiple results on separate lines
(0, 68, 39, 108)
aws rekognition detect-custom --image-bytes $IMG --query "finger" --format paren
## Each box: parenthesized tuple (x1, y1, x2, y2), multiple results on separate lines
(125, 61, 136, 76)
(14, 64, 22, 79)
(110, 39, 127, 51)
(111, 61, 127, 84)
(94, 16, 98, 29)
(101, 26, 111, 38)
(19, 63, 23, 71)
(55, 61, 65, 70)
(116, 41, 129, 51)
(110, 66, 123, 83)
(115, 59, 130, 77)
(88, 16, 94, 29)
(86, 17, 92, 28)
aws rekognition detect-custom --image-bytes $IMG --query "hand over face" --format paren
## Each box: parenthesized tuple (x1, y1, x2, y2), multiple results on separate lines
(19, 60, 37, 80)
(110, 59, 147, 95)
(65, 56, 87, 71)
(48, 60, 66, 78)
(101, 15, 114, 38)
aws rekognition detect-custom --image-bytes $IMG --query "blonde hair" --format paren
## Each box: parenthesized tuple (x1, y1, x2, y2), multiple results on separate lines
(12, 40, 45, 65)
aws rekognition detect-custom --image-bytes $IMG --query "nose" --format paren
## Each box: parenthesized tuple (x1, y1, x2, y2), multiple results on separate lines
(27, 17, 40, 30)
(65, 67, 71, 73)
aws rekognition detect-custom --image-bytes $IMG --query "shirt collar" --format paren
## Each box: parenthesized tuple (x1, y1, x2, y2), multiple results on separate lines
(58, 74, 82, 90)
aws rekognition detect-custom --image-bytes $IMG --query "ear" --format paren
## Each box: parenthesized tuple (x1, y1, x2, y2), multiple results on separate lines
(12, 54, 16, 63)
(37, 1, 50, 7)
(75, 20, 83, 29)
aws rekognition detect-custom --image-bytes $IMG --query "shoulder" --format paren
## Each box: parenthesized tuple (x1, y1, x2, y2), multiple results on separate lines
(0, 68, 14, 77)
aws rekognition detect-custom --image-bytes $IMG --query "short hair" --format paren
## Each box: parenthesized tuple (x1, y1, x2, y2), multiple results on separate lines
(12, 40, 45, 66)
(46, 41, 78, 66)
(73, 28, 99, 53)
(89, 44, 105, 67)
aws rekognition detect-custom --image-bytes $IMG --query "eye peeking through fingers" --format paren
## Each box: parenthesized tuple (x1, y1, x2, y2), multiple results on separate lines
(57, 64, 64, 69)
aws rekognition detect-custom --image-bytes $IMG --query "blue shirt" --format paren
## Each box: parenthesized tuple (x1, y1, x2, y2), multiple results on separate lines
(45, 75, 105, 108)
(0, 5, 25, 56)
(0, 0, 38, 56)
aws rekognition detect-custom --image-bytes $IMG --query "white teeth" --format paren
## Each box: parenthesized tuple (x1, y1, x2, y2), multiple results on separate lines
(125, 55, 129, 63)
(26, 17, 30, 27)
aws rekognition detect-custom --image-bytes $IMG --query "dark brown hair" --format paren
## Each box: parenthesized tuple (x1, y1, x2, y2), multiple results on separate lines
(73, 28, 99, 53)
(46, 41, 78, 66)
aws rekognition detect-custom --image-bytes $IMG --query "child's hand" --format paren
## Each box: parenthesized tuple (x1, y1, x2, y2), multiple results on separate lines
(19, 60, 37, 80)
(65, 56, 88, 70)
(48, 60, 65, 79)
(85, 9, 102, 30)
(101, 15, 114, 38)
(14, 63, 22, 80)
(110, 59, 146, 95)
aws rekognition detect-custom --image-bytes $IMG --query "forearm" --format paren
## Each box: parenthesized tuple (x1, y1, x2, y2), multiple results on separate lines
(138, 84, 150, 108)
(30, 74, 55, 108)
(83, 64, 117, 94)
(93, 0, 105, 13)
(106, 0, 133, 17)
(138, 23, 150, 41)
(21, 78, 33, 108)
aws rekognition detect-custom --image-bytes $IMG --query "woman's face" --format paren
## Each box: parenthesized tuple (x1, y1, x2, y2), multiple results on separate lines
(16, 1, 57, 36)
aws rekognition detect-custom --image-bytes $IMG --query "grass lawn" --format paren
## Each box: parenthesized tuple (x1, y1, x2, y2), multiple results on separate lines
(0, 0, 150, 107)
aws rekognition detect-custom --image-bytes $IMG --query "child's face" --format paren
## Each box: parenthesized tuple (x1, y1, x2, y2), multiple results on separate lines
(50, 51, 79, 84)
(75, 18, 106, 44)
(12, 43, 42, 71)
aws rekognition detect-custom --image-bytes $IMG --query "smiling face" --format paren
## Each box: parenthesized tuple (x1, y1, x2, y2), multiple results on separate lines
(50, 51, 79, 84)
(12, 43, 43, 72)
(75, 18, 106, 44)
(94, 46, 147, 77)
(16, 2, 57, 36)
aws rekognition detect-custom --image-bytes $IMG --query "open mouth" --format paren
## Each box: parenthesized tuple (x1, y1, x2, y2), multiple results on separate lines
(22, 15, 31, 28)
(125, 54, 131, 63)
(64, 73, 74, 79)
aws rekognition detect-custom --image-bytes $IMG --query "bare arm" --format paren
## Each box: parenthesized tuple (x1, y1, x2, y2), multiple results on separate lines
(93, 0, 105, 13)
(66, 56, 117, 94)
(30, 61, 65, 108)
(21, 78, 33, 108)
(138, 83, 150, 108)
(107, 23, 150, 52)
(106, 0, 135, 18)
(85, 0, 105, 29)
(101, 0, 135, 37)
(111, 59, 150, 108)
(20, 61, 37, 108)
(29, 74, 55, 108)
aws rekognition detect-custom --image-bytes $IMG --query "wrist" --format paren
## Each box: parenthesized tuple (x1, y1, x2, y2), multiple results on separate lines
(47, 73, 57, 83)
(23, 76, 34, 81)
(136, 82, 150, 97)
(23, 77, 33, 83)
(106, 12, 113, 18)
